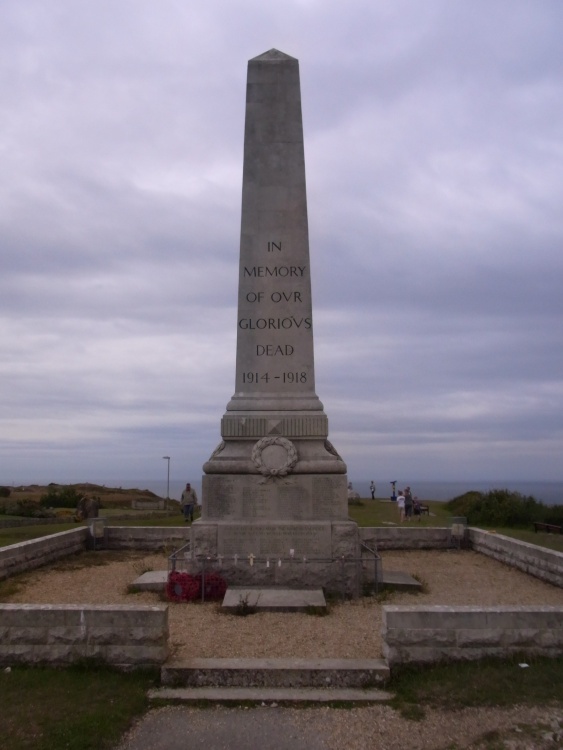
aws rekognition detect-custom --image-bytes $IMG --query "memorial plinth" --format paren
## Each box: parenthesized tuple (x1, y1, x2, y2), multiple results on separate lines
(191, 49, 360, 595)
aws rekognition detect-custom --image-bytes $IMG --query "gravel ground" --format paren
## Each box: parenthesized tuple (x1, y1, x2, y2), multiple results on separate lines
(6, 548, 563, 660)
(5, 548, 563, 749)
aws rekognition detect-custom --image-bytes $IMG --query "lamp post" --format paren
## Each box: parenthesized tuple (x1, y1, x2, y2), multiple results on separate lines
(162, 456, 170, 501)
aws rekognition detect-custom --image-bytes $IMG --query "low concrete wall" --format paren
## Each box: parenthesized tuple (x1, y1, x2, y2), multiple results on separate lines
(382, 605, 563, 666)
(0, 528, 88, 581)
(0, 603, 168, 667)
(469, 529, 563, 588)
(360, 526, 451, 549)
(104, 526, 189, 551)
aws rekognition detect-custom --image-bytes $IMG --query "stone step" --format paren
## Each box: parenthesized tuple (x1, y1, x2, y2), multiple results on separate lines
(161, 658, 390, 689)
(380, 571, 422, 591)
(149, 686, 393, 703)
(222, 587, 326, 612)
(132, 570, 167, 591)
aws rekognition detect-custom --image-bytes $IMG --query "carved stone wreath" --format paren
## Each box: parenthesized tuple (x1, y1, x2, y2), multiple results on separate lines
(251, 436, 298, 477)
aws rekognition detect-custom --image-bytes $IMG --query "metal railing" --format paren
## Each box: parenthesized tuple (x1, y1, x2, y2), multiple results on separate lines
(168, 542, 382, 601)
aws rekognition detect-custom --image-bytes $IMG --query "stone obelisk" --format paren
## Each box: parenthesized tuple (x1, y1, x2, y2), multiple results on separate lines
(191, 50, 359, 593)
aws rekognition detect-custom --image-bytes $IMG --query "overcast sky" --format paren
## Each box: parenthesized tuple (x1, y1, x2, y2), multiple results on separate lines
(1, 0, 562, 488)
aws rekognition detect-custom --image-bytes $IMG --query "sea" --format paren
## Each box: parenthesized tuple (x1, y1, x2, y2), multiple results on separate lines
(107, 478, 563, 506)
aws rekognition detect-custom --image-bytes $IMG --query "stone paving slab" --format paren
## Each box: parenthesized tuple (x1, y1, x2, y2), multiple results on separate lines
(149, 686, 393, 703)
(132, 571, 168, 591)
(380, 570, 422, 591)
(222, 587, 326, 612)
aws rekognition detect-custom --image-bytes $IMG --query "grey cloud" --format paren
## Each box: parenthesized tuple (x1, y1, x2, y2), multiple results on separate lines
(1, 0, 562, 484)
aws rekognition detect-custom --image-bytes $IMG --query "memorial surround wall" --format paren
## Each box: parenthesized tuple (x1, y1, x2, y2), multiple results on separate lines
(0, 526, 561, 667)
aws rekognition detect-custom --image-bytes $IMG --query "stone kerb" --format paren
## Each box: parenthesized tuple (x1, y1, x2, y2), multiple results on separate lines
(0, 527, 88, 581)
(382, 605, 563, 666)
(469, 528, 563, 588)
(0, 603, 169, 667)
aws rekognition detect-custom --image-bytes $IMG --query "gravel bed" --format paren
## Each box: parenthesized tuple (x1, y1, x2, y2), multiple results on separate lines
(4, 548, 563, 660)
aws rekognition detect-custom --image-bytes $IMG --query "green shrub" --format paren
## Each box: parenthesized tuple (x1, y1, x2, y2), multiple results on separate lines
(0, 486, 11, 498)
(8, 499, 55, 518)
(40, 486, 84, 509)
(446, 489, 561, 528)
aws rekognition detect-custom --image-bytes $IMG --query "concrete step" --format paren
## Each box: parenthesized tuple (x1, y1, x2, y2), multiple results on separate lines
(149, 686, 393, 703)
(161, 658, 390, 689)
(222, 587, 326, 612)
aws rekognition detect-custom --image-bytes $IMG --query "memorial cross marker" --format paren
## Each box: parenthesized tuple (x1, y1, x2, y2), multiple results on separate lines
(191, 49, 361, 594)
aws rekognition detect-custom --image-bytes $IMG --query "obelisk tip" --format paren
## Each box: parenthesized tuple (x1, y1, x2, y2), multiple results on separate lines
(250, 49, 298, 63)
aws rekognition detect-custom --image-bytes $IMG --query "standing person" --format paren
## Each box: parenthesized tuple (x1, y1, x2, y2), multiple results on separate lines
(180, 483, 198, 523)
(404, 486, 414, 519)
(397, 490, 406, 522)
(369, 480, 376, 500)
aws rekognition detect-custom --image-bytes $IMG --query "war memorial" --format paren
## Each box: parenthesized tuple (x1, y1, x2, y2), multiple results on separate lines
(189, 49, 363, 595)
(0, 55, 561, 721)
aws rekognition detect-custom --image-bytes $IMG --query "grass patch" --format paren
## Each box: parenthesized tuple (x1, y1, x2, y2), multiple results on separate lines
(0, 663, 158, 750)
(347, 499, 451, 527)
(389, 655, 563, 719)
(486, 527, 563, 553)
(0, 575, 30, 600)
(411, 574, 429, 593)
(0, 522, 83, 548)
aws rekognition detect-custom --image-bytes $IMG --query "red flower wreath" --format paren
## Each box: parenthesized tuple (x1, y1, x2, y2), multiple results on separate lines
(195, 571, 227, 601)
(166, 571, 201, 602)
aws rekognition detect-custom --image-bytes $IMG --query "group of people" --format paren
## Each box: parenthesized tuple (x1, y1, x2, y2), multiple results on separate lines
(396, 486, 423, 522)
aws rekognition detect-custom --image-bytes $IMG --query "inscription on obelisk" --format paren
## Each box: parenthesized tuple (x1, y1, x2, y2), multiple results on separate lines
(227, 48, 322, 415)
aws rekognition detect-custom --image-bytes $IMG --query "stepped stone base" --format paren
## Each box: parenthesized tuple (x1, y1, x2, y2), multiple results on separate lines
(131, 569, 422, 596)
(189, 519, 361, 596)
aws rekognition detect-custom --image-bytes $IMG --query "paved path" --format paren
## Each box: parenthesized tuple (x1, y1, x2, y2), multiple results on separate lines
(117, 705, 330, 750)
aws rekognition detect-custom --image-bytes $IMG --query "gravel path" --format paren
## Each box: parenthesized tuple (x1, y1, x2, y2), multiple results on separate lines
(117, 704, 563, 750)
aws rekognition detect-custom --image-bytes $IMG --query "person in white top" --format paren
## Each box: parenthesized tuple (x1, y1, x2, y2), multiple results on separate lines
(396, 491, 406, 522)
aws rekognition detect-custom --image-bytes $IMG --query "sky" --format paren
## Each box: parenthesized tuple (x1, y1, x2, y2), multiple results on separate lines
(1, 0, 563, 488)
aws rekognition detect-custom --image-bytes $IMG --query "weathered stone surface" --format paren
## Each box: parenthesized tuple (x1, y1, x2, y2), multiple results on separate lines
(359, 526, 451, 549)
(0, 528, 88, 580)
(0, 604, 169, 666)
(469, 528, 563, 587)
(382, 605, 563, 665)
(161, 658, 390, 688)
(104, 526, 189, 551)
(222, 587, 326, 612)
(202, 474, 348, 521)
